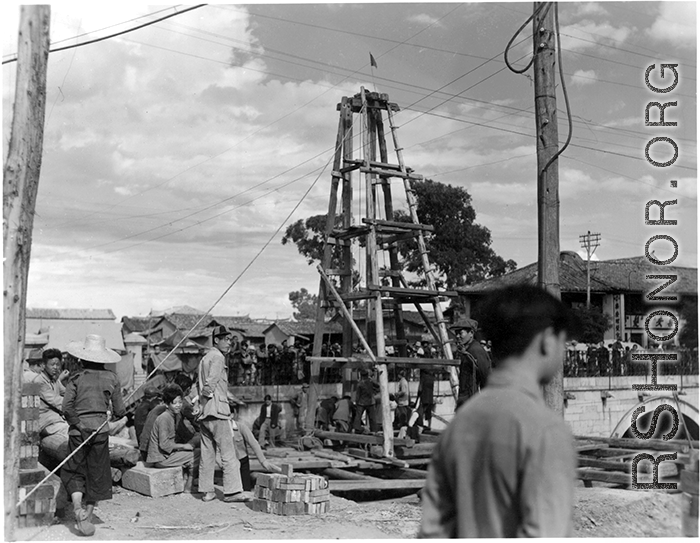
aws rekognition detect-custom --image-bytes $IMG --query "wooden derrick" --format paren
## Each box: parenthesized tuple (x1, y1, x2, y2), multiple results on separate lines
(308, 89, 459, 457)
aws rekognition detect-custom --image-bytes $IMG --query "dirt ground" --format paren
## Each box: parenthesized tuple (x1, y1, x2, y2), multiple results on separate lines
(14, 481, 683, 540)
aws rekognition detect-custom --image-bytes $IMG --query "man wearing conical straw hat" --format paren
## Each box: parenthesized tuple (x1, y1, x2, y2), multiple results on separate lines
(61, 334, 125, 537)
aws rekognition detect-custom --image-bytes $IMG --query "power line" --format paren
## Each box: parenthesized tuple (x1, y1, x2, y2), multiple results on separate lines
(2, 5, 207, 65)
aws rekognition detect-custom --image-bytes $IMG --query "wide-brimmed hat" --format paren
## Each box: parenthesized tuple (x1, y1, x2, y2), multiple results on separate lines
(66, 334, 121, 364)
(450, 317, 478, 332)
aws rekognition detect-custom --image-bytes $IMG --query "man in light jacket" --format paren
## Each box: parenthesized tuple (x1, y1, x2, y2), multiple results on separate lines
(197, 326, 251, 503)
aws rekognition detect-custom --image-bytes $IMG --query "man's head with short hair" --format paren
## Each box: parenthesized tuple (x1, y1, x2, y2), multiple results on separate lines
(264, 394, 272, 405)
(212, 325, 232, 352)
(162, 383, 184, 406)
(173, 373, 193, 395)
(41, 348, 63, 380)
(478, 285, 578, 365)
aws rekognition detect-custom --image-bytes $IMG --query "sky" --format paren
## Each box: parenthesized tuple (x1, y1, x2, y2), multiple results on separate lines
(2, 2, 697, 321)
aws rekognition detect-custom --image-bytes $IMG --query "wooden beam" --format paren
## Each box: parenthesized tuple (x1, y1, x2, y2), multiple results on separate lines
(574, 435, 697, 453)
(576, 469, 631, 486)
(329, 479, 425, 491)
(313, 430, 414, 448)
(323, 468, 378, 481)
(4, 7, 51, 539)
(308, 356, 459, 368)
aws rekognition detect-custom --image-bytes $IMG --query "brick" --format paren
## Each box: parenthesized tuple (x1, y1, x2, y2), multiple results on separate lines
(121, 462, 184, 498)
(19, 468, 46, 487)
(281, 464, 294, 477)
(20, 457, 38, 470)
(278, 482, 305, 491)
(274, 501, 305, 515)
(18, 483, 56, 501)
(248, 498, 273, 513)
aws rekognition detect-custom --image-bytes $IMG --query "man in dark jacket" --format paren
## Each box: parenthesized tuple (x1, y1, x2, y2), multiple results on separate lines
(353, 369, 379, 433)
(256, 394, 282, 448)
(452, 317, 491, 408)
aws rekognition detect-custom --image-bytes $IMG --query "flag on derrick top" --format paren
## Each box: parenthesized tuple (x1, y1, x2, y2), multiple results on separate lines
(369, 52, 377, 68)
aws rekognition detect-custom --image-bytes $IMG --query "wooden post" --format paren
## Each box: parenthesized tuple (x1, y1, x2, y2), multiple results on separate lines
(533, 3, 563, 415)
(3, 6, 51, 539)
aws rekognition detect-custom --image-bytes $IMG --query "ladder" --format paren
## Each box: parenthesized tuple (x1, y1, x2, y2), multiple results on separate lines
(307, 88, 460, 457)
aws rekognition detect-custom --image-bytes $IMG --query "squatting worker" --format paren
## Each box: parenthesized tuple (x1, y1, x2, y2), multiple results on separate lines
(197, 325, 252, 503)
(419, 285, 579, 538)
(61, 334, 126, 537)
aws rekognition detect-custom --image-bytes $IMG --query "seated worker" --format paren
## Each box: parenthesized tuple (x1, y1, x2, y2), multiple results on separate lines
(333, 395, 353, 433)
(315, 396, 337, 431)
(36, 348, 70, 459)
(133, 385, 162, 441)
(138, 396, 167, 461)
(146, 384, 199, 484)
(256, 395, 282, 449)
(229, 397, 281, 490)
(173, 373, 200, 448)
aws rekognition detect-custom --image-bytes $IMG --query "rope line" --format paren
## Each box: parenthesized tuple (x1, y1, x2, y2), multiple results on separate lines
(16, 113, 354, 510)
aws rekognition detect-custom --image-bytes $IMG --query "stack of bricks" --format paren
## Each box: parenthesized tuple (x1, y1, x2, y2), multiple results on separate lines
(17, 381, 59, 528)
(249, 464, 330, 515)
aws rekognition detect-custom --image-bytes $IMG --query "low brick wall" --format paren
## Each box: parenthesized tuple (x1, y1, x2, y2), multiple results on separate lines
(231, 375, 699, 439)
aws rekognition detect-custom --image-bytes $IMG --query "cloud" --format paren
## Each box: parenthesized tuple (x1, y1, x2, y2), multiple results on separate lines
(575, 3, 609, 17)
(407, 13, 444, 28)
(559, 21, 631, 51)
(647, 2, 697, 49)
(570, 69, 597, 87)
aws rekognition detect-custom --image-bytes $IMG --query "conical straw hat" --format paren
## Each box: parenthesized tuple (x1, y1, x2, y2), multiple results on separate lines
(66, 334, 121, 364)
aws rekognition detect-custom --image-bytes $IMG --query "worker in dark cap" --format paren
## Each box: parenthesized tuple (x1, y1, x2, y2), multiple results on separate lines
(451, 316, 491, 408)
(23, 348, 44, 384)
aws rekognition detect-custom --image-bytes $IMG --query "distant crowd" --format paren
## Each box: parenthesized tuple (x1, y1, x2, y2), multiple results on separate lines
(563, 341, 697, 377)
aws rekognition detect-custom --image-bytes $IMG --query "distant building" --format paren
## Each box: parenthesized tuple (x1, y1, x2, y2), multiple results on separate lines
(24, 307, 132, 388)
(456, 252, 697, 348)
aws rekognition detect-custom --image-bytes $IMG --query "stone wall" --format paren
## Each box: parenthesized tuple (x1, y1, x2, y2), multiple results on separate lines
(231, 375, 699, 440)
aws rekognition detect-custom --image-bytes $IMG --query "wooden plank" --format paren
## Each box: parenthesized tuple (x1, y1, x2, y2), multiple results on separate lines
(578, 457, 631, 472)
(367, 284, 439, 297)
(313, 430, 414, 448)
(576, 443, 610, 453)
(576, 469, 631, 485)
(323, 468, 378, 481)
(308, 356, 459, 368)
(395, 443, 435, 458)
(310, 449, 356, 464)
(329, 479, 425, 491)
(574, 435, 697, 453)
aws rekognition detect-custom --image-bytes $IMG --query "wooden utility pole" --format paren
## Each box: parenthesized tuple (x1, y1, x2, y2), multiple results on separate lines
(579, 231, 601, 308)
(4, 6, 51, 539)
(532, 2, 563, 416)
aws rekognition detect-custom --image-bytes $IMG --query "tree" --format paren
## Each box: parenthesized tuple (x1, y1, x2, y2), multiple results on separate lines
(281, 214, 331, 265)
(570, 306, 612, 344)
(394, 179, 516, 288)
(289, 288, 318, 321)
(282, 179, 516, 289)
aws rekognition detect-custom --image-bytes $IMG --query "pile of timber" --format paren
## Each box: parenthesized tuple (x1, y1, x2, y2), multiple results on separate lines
(575, 435, 698, 488)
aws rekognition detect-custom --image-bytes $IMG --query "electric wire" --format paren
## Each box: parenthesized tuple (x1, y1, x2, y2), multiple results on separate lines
(17, 92, 352, 511)
(2, 5, 207, 65)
